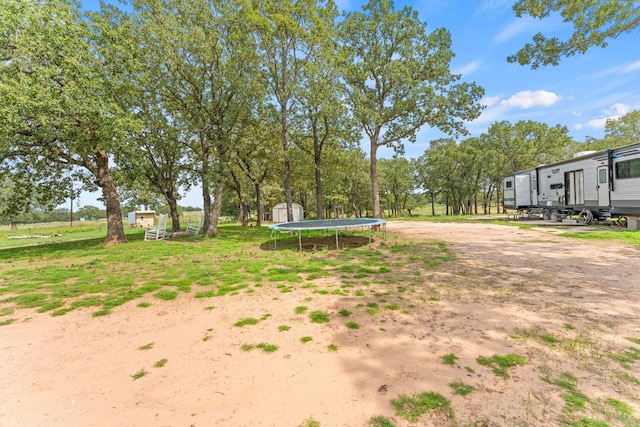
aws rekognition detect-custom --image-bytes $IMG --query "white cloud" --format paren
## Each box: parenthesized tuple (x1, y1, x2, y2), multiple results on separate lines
(494, 17, 538, 43)
(623, 60, 640, 73)
(500, 90, 561, 109)
(476, 0, 512, 15)
(585, 103, 632, 129)
(574, 123, 584, 131)
(481, 95, 501, 108)
(454, 60, 482, 76)
(604, 103, 630, 116)
(586, 118, 613, 129)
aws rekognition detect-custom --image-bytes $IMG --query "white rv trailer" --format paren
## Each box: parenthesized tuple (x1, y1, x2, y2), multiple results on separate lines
(503, 142, 640, 224)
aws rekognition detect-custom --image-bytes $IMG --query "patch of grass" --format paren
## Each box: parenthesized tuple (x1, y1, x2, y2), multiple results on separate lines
(256, 343, 278, 353)
(625, 337, 640, 345)
(309, 310, 329, 323)
(604, 397, 632, 418)
(327, 343, 339, 352)
(384, 304, 399, 310)
(464, 366, 475, 374)
(0, 318, 16, 326)
(477, 353, 526, 379)
(338, 309, 352, 317)
(449, 381, 475, 396)
(137, 302, 151, 308)
(391, 392, 453, 423)
(299, 416, 321, 427)
(540, 334, 561, 344)
(565, 323, 575, 330)
(566, 418, 611, 427)
(542, 372, 592, 414)
(346, 322, 360, 329)
(442, 353, 458, 365)
(301, 336, 313, 343)
(155, 290, 178, 301)
(278, 325, 291, 331)
(295, 305, 308, 314)
(607, 346, 640, 365)
(153, 358, 168, 368)
(368, 415, 396, 427)
(234, 317, 260, 327)
(0, 307, 14, 317)
(138, 342, 154, 351)
(241, 343, 255, 352)
(561, 389, 590, 412)
(131, 369, 148, 380)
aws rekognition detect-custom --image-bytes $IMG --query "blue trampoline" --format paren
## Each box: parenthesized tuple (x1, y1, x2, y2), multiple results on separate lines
(269, 218, 386, 251)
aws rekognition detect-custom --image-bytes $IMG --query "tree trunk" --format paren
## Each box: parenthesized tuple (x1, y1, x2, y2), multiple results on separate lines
(95, 150, 126, 245)
(313, 124, 324, 220)
(370, 141, 382, 219)
(255, 183, 263, 227)
(200, 133, 212, 233)
(206, 178, 225, 237)
(165, 190, 180, 232)
(231, 170, 248, 226)
(430, 191, 436, 216)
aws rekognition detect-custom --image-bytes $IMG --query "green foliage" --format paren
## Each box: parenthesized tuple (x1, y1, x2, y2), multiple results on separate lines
(509, 1, 640, 68)
(155, 290, 178, 301)
(338, 309, 352, 317)
(295, 306, 309, 314)
(345, 322, 359, 329)
(301, 336, 313, 343)
(391, 392, 453, 423)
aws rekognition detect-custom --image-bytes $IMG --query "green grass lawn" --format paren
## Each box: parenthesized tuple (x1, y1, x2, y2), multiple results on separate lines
(1, 219, 637, 320)
(0, 223, 434, 318)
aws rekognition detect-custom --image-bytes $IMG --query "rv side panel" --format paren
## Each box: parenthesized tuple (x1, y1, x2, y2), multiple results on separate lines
(610, 143, 640, 216)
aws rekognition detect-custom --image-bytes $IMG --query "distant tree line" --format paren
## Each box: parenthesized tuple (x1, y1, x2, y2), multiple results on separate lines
(1, 0, 638, 244)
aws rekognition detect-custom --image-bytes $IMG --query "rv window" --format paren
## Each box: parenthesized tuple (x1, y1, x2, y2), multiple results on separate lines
(550, 183, 563, 190)
(599, 168, 607, 184)
(616, 158, 640, 179)
(505, 181, 513, 189)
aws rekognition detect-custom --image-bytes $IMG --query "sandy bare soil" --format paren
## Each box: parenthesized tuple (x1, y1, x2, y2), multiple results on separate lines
(1, 221, 639, 426)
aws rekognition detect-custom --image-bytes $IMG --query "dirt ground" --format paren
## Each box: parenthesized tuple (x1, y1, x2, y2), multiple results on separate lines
(1, 221, 639, 426)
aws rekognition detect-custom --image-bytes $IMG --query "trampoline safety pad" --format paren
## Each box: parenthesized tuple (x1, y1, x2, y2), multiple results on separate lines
(269, 218, 387, 251)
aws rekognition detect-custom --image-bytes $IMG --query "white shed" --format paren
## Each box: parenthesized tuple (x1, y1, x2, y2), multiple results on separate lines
(128, 210, 156, 228)
(272, 203, 303, 222)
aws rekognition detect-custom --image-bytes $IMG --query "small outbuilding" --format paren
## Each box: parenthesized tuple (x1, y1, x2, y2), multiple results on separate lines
(128, 210, 156, 228)
(271, 203, 303, 223)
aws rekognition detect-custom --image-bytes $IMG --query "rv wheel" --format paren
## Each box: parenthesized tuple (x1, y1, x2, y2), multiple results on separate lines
(618, 217, 627, 227)
(549, 209, 560, 221)
(578, 209, 594, 225)
(542, 209, 551, 220)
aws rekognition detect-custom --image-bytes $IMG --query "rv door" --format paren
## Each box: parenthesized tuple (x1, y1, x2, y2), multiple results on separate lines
(597, 166, 610, 206)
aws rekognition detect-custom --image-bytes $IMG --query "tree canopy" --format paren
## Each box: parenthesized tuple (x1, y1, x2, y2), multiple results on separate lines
(508, 0, 640, 68)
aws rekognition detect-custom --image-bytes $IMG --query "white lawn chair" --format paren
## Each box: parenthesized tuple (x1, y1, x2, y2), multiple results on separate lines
(185, 214, 204, 236)
(144, 213, 168, 240)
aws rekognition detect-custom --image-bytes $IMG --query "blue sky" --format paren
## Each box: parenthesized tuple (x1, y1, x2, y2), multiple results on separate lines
(364, 0, 640, 159)
(77, 0, 639, 208)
